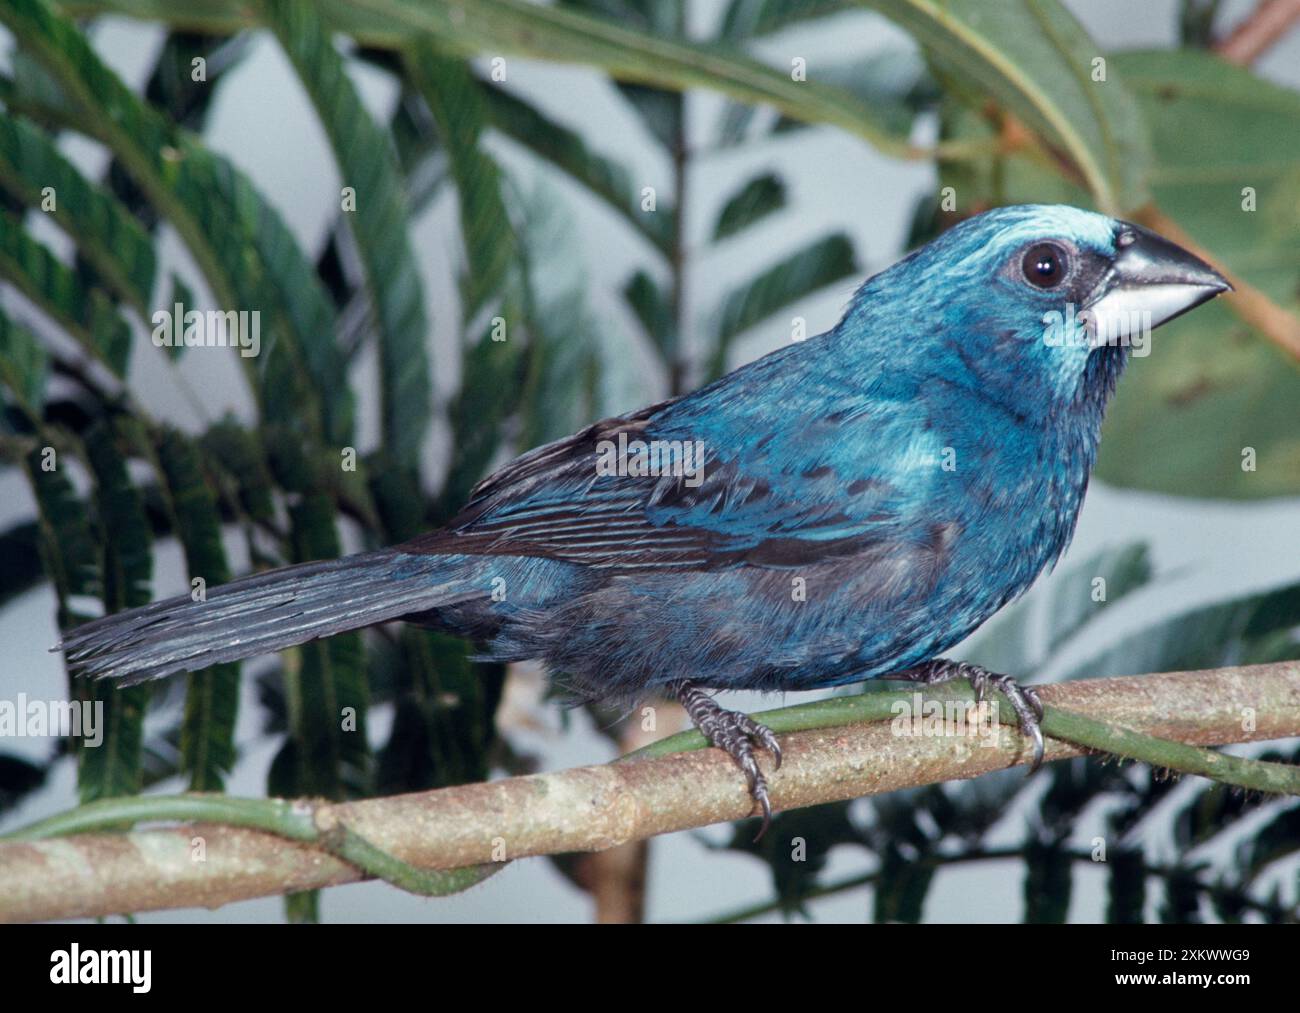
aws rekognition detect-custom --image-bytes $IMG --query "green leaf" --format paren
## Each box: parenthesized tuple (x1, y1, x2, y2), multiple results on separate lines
(1093, 51, 1300, 499)
(267, 438, 370, 801)
(264, 0, 430, 466)
(402, 41, 516, 317)
(0, 521, 45, 609)
(162, 273, 197, 361)
(0, 110, 156, 311)
(963, 542, 1153, 675)
(199, 420, 277, 528)
(859, 0, 1152, 212)
(623, 269, 672, 350)
(1063, 579, 1300, 682)
(156, 428, 239, 791)
(1106, 848, 1146, 924)
(0, 208, 132, 375)
(1097, 310, 1300, 499)
(284, 889, 320, 924)
(710, 232, 856, 375)
(719, 0, 851, 40)
(719, 49, 937, 145)
(1042, 543, 1152, 656)
(873, 842, 934, 922)
(376, 630, 501, 793)
(437, 329, 527, 518)
(0, 753, 48, 816)
(0, 0, 352, 444)
(344, 0, 918, 159)
(524, 296, 602, 447)
(1023, 838, 1072, 923)
(712, 172, 786, 241)
(483, 82, 672, 254)
(23, 444, 99, 615)
(0, 306, 49, 419)
(616, 80, 681, 152)
(79, 421, 153, 803)
(719, 801, 859, 918)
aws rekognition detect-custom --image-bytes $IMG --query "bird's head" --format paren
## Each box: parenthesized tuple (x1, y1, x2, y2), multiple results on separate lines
(846, 204, 1231, 417)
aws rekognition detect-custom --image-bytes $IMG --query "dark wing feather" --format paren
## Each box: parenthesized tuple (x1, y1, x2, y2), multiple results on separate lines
(404, 399, 909, 571)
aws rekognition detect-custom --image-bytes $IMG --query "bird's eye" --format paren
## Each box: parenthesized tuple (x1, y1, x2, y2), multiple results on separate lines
(1020, 242, 1068, 289)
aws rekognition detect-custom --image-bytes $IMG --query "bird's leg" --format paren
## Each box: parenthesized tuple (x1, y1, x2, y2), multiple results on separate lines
(885, 658, 1046, 771)
(672, 680, 783, 840)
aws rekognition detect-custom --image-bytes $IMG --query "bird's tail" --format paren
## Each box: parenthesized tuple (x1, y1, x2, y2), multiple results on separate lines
(59, 550, 484, 684)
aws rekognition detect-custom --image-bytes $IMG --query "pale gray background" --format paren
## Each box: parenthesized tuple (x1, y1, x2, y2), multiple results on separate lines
(1, 0, 1298, 922)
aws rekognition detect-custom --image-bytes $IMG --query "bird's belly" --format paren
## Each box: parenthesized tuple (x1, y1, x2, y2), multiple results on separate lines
(496, 538, 1040, 699)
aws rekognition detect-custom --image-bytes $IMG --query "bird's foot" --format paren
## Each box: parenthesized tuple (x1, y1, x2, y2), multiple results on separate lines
(888, 658, 1045, 772)
(673, 680, 782, 840)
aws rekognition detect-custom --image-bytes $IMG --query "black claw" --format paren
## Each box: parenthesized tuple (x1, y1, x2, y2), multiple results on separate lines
(1025, 725, 1045, 773)
(675, 681, 782, 839)
(752, 779, 772, 842)
(986, 673, 1045, 772)
(886, 659, 1046, 773)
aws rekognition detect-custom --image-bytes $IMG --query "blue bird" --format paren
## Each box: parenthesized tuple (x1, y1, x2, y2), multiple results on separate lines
(61, 205, 1230, 833)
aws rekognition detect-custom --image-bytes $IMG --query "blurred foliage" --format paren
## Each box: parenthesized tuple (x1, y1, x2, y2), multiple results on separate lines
(0, 0, 1297, 923)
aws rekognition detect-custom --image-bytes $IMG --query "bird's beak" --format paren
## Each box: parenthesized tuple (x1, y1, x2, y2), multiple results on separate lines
(1084, 222, 1232, 342)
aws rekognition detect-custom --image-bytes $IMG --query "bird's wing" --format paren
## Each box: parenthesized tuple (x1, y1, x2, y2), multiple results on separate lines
(404, 379, 946, 574)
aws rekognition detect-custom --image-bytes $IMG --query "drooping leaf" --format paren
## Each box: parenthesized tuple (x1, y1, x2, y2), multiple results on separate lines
(482, 82, 673, 254)
(1063, 579, 1300, 682)
(712, 172, 785, 241)
(264, 0, 430, 466)
(963, 542, 1153, 675)
(376, 629, 503, 793)
(0, 753, 48, 816)
(198, 419, 277, 530)
(1023, 838, 1072, 923)
(0, 208, 132, 375)
(403, 41, 516, 317)
(873, 842, 934, 923)
(859, 0, 1152, 212)
(721, 49, 938, 145)
(1106, 848, 1146, 924)
(155, 428, 239, 791)
(719, 801, 860, 918)
(710, 232, 856, 375)
(23, 443, 99, 618)
(0, 521, 45, 609)
(1043, 543, 1152, 656)
(0, 110, 156, 311)
(623, 269, 672, 351)
(719, 0, 851, 39)
(0, 0, 352, 444)
(341, 0, 919, 158)
(0, 306, 49, 420)
(162, 273, 197, 362)
(78, 420, 153, 803)
(267, 437, 370, 801)
(435, 310, 532, 522)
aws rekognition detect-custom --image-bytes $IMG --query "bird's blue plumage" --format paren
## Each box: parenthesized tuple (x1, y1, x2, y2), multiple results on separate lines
(63, 205, 1228, 716)
(391, 205, 1128, 701)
